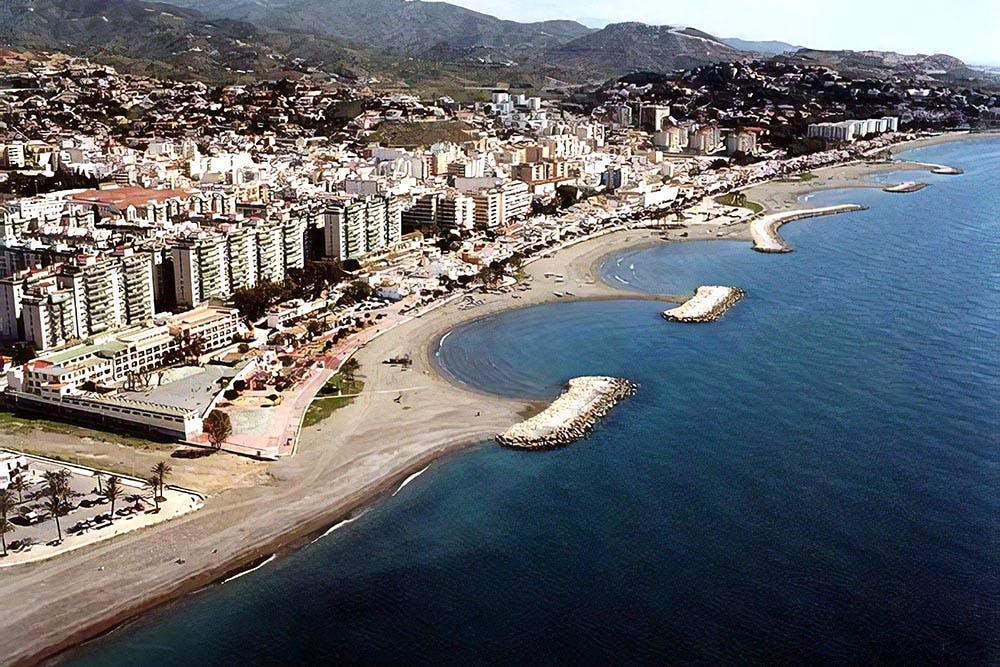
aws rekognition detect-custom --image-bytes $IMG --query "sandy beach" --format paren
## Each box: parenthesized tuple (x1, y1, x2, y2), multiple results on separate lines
(0, 131, 986, 665)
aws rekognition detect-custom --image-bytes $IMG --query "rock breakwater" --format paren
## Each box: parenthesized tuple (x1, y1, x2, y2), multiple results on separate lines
(662, 286, 745, 323)
(497, 376, 636, 449)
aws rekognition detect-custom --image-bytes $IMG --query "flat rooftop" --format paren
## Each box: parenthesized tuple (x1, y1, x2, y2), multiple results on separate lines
(69, 186, 192, 209)
(120, 364, 236, 414)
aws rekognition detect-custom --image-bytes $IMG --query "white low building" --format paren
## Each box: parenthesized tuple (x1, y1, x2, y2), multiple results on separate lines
(0, 451, 28, 488)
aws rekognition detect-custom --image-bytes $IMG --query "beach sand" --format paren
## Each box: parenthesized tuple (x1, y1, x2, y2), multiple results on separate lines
(746, 131, 993, 212)
(0, 131, 986, 665)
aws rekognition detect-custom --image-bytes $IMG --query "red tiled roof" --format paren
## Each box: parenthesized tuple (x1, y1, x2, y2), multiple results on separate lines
(70, 187, 191, 209)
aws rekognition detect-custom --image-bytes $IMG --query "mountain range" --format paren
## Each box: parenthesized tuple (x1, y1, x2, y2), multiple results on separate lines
(0, 0, 985, 90)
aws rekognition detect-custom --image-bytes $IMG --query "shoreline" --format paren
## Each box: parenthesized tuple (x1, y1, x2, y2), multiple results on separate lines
(5, 130, 989, 666)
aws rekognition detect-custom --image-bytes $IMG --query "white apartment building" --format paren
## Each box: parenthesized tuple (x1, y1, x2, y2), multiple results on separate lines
(22, 288, 77, 351)
(172, 234, 230, 308)
(226, 226, 260, 293)
(255, 221, 285, 285)
(0, 252, 155, 350)
(471, 180, 531, 229)
(1, 142, 26, 169)
(726, 130, 759, 156)
(807, 117, 900, 142)
(323, 195, 403, 262)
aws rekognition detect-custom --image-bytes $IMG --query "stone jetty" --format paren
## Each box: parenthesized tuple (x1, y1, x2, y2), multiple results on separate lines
(497, 376, 636, 449)
(662, 286, 745, 323)
(882, 181, 928, 193)
(914, 162, 963, 175)
(751, 204, 866, 253)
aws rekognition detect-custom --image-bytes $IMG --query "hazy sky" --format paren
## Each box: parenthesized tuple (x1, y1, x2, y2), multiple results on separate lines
(444, 0, 1000, 65)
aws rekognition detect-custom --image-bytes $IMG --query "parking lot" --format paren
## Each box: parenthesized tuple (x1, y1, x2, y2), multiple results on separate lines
(2, 452, 203, 565)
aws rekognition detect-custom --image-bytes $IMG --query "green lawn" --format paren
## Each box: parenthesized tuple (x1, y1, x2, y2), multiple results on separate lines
(302, 372, 365, 427)
(714, 192, 764, 213)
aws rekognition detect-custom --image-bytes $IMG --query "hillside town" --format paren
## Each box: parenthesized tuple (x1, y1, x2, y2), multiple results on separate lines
(0, 49, 993, 466)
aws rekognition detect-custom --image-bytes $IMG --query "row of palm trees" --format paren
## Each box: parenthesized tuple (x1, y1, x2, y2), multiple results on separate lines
(0, 460, 173, 556)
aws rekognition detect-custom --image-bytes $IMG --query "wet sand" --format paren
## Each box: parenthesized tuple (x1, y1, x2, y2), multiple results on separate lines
(0, 131, 985, 665)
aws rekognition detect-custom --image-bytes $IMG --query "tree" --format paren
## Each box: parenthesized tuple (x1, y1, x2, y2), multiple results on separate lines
(341, 357, 360, 381)
(306, 319, 327, 340)
(203, 410, 232, 450)
(150, 461, 172, 499)
(181, 335, 206, 361)
(42, 470, 73, 543)
(11, 344, 36, 366)
(9, 475, 26, 504)
(338, 279, 372, 306)
(104, 475, 122, 522)
(0, 489, 14, 557)
(146, 476, 160, 511)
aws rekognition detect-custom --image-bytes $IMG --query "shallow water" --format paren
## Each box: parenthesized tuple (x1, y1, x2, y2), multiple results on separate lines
(70, 138, 1000, 664)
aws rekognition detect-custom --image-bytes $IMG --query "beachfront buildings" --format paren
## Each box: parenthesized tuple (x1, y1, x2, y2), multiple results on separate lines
(0, 250, 156, 351)
(807, 117, 900, 142)
(5, 306, 240, 439)
(172, 215, 310, 308)
(455, 179, 531, 229)
(323, 194, 403, 262)
(401, 190, 477, 235)
(726, 130, 759, 156)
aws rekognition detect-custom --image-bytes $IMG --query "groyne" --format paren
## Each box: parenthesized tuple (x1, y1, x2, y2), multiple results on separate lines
(662, 286, 746, 323)
(497, 376, 636, 449)
(751, 204, 866, 253)
(883, 182, 928, 193)
(913, 162, 963, 175)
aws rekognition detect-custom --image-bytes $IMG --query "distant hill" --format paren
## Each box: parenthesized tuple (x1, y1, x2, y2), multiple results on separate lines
(782, 49, 981, 83)
(722, 38, 803, 55)
(544, 23, 745, 83)
(0, 0, 989, 92)
(0, 0, 365, 80)
(162, 0, 594, 60)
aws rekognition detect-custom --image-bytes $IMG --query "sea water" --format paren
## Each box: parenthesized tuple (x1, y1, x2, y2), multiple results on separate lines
(70, 138, 1000, 664)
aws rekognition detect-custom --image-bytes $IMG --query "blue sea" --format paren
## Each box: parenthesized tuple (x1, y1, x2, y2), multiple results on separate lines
(70, 138, 1000, 664)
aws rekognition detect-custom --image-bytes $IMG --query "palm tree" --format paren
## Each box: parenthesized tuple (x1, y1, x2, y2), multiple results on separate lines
(9, 475, 26, 505)
(42, 469, 72, 543)
(104, 475, 121, 522)
(0, 489, 14, 557)
(146, 476, 160, 511)
(150, 461, 172, 499)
